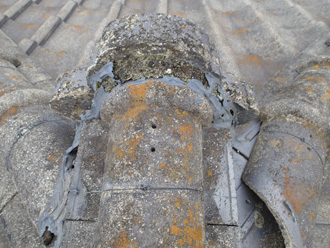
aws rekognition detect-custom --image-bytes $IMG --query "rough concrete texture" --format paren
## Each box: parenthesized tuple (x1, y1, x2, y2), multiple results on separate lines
(0, 104, 75, 224)
(97, 190, 205, 247)
(50, 67, 93, 120)
(1, 0, 330, 247)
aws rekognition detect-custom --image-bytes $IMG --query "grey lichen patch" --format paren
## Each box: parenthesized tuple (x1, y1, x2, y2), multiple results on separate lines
(254, 211, 265, 229)
(221, 73, 259, 115)
(95, 75, 118, 92)
(50, 68, 94, 120)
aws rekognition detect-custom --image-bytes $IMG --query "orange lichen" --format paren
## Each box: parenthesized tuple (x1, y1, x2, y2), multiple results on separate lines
(309, 211, 315, 222)
(175, 109, 189, 119)
(178, 123, 194, 141)
(0, 106, 19, 124)
(305, 86, 313, 93)
(208, 240, 215, 246)
(287, 139, 304, 153)
(55, 50, 67, 58)
(47, 154, 55, 161)
(113, 83, 152, 121)
(112, 133, 144, 161)
(223, 11, 235, 15)
(238, 54, 265, 68)
(0, 90, 12, 97)
(232, 29, 247, 39)
(21, 24, 37, 28)
(74, 25, 88, 31)
(114, 104, 150, 121)
(170, 206, 204, 247)
(275, 77, 286, 82)
(320, 91, 330, 102)
(268, 139, 284, 150)
(187, 143, 193, 152)
(171, 10, 185, 17)
(322, 61, 330, 68)
(128, 83, 148, 101)
(302, 76, 327, 84)
(111, 231, 136, 248)
(176, 147, 190, 171)
(8, 75, 17, 79)
(284, 175, 315, 212)
(160, 163, 167, 169)
(206, 169, 213, 177)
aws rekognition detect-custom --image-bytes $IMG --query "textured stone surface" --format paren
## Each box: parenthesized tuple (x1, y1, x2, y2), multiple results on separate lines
(0, 194, 43, 248)
(50, 67, 93, 120)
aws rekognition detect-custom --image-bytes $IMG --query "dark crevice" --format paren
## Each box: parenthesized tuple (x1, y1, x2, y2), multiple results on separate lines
(206, 223, 238, 227)
(41, 227, 55, 246)
(0, 192, 18, 213)
(232, 147, 249, 161)
(87, 186, 202, 194)
(64, 219, 96, 222)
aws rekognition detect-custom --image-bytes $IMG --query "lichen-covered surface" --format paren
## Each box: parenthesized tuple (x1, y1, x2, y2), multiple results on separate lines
(1, 0, 330, 248)
(243, 59, 330, 248)
(87, 13, 219, 87)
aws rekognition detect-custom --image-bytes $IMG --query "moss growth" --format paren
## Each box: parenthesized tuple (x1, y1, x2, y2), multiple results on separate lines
(112, 53, 208, 87)
(96, 76, 118, 92)
(212, 86, 220, 96)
